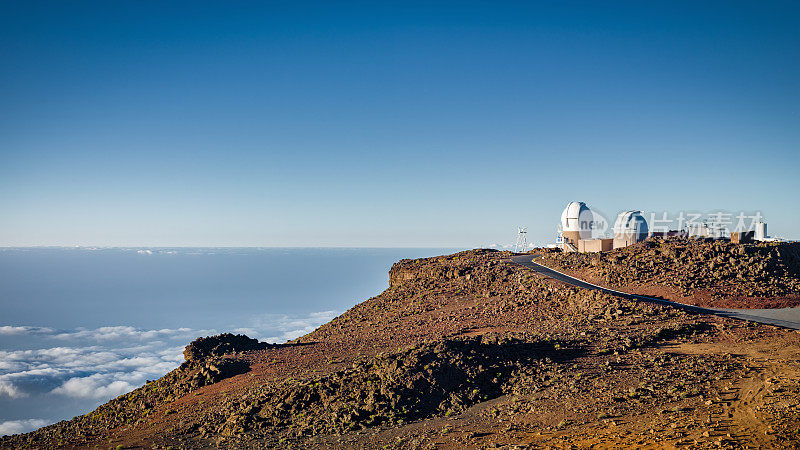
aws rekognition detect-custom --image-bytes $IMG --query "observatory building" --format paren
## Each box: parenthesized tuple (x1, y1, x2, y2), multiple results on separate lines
(557, 202, 649, 253)
(551, 202, 780, 252)
(559, 201, 594, 248)
(557, 201, 612, 252)
(612, 210, 649, 249)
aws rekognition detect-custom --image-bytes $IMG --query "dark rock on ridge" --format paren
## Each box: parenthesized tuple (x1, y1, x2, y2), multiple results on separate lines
(184, 333, 271, 362)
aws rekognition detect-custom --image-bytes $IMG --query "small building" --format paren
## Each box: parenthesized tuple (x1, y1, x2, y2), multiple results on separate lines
(688, 222, 727, 239)
(649, 230, 688, 238)
(688, 223, 708, 238)
(731, 230, 755, 244)
(578, 238, 614, 253)
(755, 220, 767, 241)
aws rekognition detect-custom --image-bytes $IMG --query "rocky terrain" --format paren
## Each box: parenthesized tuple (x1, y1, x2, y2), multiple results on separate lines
(538, 238, 800, 308)
(3, 247, 800, 448)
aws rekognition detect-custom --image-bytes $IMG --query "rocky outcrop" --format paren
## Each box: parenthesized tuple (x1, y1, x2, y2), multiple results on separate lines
(186, 357, 249, 389)
(201, 335, 571, 439)
(184, 333, 271, 362)
(389, 248, 505, 288)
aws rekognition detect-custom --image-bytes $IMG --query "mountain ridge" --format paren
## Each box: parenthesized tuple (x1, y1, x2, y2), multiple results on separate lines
(3, 244, 800, 448)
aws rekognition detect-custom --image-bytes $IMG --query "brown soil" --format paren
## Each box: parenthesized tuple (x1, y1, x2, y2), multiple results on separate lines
(538, 238, 800, 309)
(3, 248, 800, 449)
(540, 262, 800, 310)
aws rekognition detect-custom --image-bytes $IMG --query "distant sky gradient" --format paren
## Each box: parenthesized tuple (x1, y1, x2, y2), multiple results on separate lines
(1, 1, 798, 247)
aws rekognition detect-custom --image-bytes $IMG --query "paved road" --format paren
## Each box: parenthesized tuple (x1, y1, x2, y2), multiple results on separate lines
(511, 254, 800, 331)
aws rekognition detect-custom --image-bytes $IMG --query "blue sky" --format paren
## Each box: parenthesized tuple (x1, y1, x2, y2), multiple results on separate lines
(1, 1, 798, 247)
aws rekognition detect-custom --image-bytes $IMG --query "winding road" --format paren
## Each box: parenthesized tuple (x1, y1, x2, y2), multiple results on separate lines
(511, 254, 800, 331)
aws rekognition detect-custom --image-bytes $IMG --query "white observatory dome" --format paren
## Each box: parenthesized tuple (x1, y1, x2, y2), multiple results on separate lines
(613, 210, 649, 239)
(560, 201, 594, 239)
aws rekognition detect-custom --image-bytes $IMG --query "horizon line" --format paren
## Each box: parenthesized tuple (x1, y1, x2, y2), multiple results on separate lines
(0, 245, 476, 250)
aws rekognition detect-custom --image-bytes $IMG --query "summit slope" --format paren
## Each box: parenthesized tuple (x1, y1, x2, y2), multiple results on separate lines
(3, 248, 800, 449)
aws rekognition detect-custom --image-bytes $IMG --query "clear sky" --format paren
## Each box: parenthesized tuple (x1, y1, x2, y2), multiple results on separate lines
(1, 1, 798, 247)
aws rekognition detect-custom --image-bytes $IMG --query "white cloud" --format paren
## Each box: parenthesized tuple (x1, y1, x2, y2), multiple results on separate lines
(0, 326, 54, 336)
(0, 418, 50, 436)
(51, 374, 136, 399)
(0, 325, 209, 344)
(0, 380, 26, 398)
(0, 312, 338, 423)
(240, 310, 339, 343)
(0, 338, 191, 400)
(52, 326, 206, 341)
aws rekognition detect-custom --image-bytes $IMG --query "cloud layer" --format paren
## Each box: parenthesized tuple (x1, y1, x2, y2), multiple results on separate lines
(0, 311, 337, 436)
(0, 419, 50, 436)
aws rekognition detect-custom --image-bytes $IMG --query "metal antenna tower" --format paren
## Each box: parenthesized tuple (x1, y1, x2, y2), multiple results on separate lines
(514, 227, 528, 253)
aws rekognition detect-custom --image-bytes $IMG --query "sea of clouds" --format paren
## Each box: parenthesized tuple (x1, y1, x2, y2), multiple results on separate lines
(0, 311, 337, 436)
